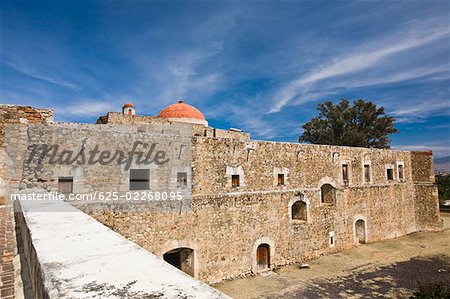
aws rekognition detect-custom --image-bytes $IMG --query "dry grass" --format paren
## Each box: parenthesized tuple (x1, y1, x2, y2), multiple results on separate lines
(215, 213, 450, 299)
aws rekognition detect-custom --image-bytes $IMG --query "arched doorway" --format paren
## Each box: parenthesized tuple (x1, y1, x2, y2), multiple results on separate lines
(163, 247, 195, 277)
(257, 244, 270, 270)
(355, 219, 366, 244)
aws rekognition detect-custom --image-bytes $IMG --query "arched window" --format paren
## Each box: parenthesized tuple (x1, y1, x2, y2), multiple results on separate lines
(291, 201, 307, 221)
(321, 184, 336, 204)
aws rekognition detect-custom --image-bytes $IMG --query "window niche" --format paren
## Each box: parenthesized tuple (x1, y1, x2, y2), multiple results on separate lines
(231, 175, 240, 188)
(177, 172, 187, 188)
(397, 161, 405, 182)
(321, 184, 336, 204)
(363, 163, 372, 184)
(329, 231, 335, 247)
(341, 163, 350, 185)
(296, 150, 304, 162)
(385, 164, 395, 181)
(290, 193, 309, 222)
(273, 167, 289, 187)
(130, 169, 150, 190)
(291, 201, 307, 221)
(58, 177, 73, 193)
(362, 154, 372, 184)
(226, 166, 245, 189)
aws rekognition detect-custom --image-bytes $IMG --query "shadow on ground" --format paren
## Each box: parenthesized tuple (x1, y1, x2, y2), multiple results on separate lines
(268, 256, 450, 299)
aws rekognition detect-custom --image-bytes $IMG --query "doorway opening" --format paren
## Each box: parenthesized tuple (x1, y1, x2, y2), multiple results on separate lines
(256, 243, 270, 270)
(163, 247, 194, 276)
(355, 219, 366, 244)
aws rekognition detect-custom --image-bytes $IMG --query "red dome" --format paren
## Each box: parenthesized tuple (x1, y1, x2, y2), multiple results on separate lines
(123, 102, 135, 108)
(157, 100, 205, 120)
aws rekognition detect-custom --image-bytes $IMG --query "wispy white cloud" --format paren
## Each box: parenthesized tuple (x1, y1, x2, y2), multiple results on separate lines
(332, 65, 448, 91)
(270, 23, 450, 112)
(116, 11, 236, 113)
(55, 100, 119, 118)
(425, 123, 450, 129)
(391, 99, 450, 123)
(2, 59, 81, 91)
(1, 1, 448, 147)
(163, 42, 225, 100)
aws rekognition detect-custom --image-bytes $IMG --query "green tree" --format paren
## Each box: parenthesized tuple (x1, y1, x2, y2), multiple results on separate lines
(436, 175, 450, 206)
(299, 99, 398, 148)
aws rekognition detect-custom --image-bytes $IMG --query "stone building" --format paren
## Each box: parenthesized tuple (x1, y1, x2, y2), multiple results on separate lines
(0, 102, 442, 284)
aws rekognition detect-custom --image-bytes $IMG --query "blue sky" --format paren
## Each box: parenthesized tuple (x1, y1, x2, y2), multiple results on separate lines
(1, 1, 449, 157)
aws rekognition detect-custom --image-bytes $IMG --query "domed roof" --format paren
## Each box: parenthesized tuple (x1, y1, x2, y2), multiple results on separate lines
(157, 100, 207, 125)
(123, 102, 135, 108)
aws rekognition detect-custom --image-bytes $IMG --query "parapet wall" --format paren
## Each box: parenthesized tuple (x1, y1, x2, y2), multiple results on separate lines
(191, 137, 413, 195)
(0, 105, 53, 129)
(97, 112, 251, 140)
(0, 105, 53, 203)
(14, 193, 228, 299)
(96, 112, 170, 125)
(197, 127, 250, 140)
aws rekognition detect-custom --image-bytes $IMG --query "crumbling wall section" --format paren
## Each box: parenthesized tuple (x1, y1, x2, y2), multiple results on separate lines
(0, 105, 53, 203)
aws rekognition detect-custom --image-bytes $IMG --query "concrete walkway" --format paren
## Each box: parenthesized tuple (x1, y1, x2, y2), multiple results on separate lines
(215, 213, 450, 298)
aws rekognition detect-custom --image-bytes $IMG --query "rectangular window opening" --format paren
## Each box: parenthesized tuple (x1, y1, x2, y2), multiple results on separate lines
(130, 169, 150, 190)
(277, 174, 285, 186)
(387, 168, 394, 181)
(398, 165, 404, 181)
(329, 231, 335, 247)
(177, 172, 187, 188)
(364, 164, 371, 183)
(58, 177, 73, 193)
(231, 175, 240, 188)
(342, 164, 349, 184)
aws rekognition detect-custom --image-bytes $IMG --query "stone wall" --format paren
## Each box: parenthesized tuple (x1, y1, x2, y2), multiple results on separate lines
(197, 127, 250, 140)
(411, 150, 435, 183)
(411, 151, 442, 231)
(14, 193, 228, 299)
(0, 105, 53, 130)
(84, 137, 439, 284)
(86, 182, 413, 283)
(96, 112, 170, 125)
(0, 105, 53, 203)
(1, 105, 441, 284)
(3, 122, 193, 212)
(191, 138, 413, 195)
(97, 112, 250, 140)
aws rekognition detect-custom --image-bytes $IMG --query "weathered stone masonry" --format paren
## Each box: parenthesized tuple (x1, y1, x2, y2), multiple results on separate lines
(90, 138, 429, 283)
(0, 104, 442, 285)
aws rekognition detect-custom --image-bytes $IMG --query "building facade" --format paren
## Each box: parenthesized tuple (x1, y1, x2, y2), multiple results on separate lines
(0, 103, 442, 284)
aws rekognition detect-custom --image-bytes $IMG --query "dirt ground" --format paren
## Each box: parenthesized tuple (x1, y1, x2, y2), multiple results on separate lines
(214, 213, 450, 299)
